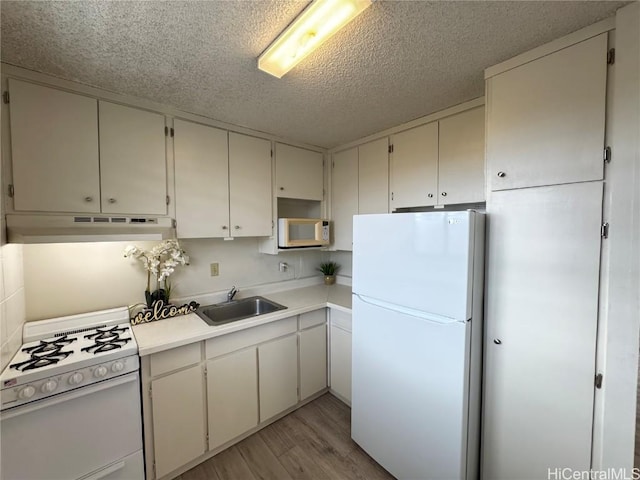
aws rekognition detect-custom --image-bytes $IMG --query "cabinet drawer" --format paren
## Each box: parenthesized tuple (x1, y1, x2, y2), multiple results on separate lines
(206, 316, 297, 359)
(299, 309, 326, 330)
(150, 342, 202, 377)
(330, 309, 352, 332)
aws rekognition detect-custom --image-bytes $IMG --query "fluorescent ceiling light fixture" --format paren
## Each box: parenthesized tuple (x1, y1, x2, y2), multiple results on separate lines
(258, 0, 372, 78)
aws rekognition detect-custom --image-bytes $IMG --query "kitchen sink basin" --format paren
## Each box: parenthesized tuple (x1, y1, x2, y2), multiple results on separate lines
(196, 296, 287, 326)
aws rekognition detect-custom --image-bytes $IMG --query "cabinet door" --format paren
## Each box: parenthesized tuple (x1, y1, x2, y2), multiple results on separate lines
(174, 119, 229, 238)
(8, 79, 100, 213)
(330, 324, 352, 404)
(229, 132, 272, 237)
(390, 122, 438, 209)
(152, 365, 206, 478)
(299, 324, 327, 400)
(331, 147, 358, 251)
(207, 348, 258, 450)
(99, 101, 167, 214)
(487, 34, 607, 191)
(275, 143, 323, 201)
(438, 107, 485, 204)
(358, 137, 389, 214)
(258, 334, 298, 421)
(483, 182, 603, 479)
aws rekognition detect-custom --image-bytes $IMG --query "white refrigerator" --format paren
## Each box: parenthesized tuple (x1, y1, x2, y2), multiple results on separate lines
(351, 211, 484, 480)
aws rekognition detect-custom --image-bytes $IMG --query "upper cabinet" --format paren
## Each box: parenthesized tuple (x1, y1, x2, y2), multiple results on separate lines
(487, 34, 607, 191)
(173, 120, 272, 239)
(7, 79, 168, 216)
(8, 79, 101, 213)
(390, 106, 485, 210)
(99, 101, 167, 215)
(358, 137, 389, 214)
(331, 147, 358, 251)
(275, 143, 324, 201)
(390, 122, 439, 209)
(173, 119, 229, 238)
(438, 106, 485, 204)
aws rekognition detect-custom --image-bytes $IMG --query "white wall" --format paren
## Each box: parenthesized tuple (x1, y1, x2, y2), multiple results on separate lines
(0, 244, 25, 370)
(23, 238, 326, 321)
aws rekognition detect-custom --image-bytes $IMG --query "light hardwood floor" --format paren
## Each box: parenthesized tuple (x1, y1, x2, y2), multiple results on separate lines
(178, 393, 395, 480)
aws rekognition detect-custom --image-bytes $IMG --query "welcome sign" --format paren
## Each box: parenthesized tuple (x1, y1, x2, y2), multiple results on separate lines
(130, 300, 200, 326)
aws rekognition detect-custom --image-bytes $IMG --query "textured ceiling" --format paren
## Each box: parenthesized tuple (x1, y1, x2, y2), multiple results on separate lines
(0, 1, 626, 149)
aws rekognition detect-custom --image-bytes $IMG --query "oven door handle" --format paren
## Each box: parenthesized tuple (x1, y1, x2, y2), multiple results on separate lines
(1, 372, 139, 420)
(78, 461, 126, 480)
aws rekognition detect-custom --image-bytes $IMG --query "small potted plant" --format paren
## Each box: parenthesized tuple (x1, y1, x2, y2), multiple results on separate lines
(317, 261, 340, 285)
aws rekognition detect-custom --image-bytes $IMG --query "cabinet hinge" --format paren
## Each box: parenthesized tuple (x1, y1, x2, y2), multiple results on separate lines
(604, 146, 611, 164)
(164, 126, 168, 136)
(2, 91, 9, 104)
(172, 219, 177, 229)
(166, 195, 170, 205)
(270, 149, 273, 158)
(149, 385, 152, 399)
(8, 184, 14, 198)
(601, 222, 609, 239)
(170, 127, 174, 137)
(332, 160, 335, 168)
(391, 191, 394, 201)
(388, 144, 394, 154)
(607, 48, 615, 65)
(595, 373, 603, 389)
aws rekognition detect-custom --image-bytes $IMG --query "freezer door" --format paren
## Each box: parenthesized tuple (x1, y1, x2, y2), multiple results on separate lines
(351, 295, 472, 479)
(353, 212, 477, 321)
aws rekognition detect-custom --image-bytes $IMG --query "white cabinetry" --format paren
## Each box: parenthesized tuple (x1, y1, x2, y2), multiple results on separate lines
(207, 348, 258, 450)
(98, 101, 167, 215)
(358, 137, 389, 214)
(390, 122, 438, 209)
(8, 79, 100, 213)
(151, 365, 206, 479)
(438, 107, 485, 204)
(174, 120, 272, 238)
(173, 119, 228, 238)
(7, 79, 168, 216)
(329, 309, 352, 405)
(487, 34, 607, 191)
(483, 32, 608, 480)
(299, 309, 328, 400)
(275, 143, 324, 201)
(331, 147, 358, 251)
(258, 334, 299, 421)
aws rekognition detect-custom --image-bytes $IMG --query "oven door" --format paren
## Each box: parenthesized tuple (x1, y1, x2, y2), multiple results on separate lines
(1, 372, 143, 480)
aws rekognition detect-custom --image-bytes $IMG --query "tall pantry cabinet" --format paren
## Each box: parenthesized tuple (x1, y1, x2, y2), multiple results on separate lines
(482, 32, 609, 479)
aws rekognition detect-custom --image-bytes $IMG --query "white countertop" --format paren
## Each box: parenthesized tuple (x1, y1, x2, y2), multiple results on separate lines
(132, 284, 352, 356)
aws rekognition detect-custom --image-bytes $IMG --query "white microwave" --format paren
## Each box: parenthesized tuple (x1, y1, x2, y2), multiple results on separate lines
(278, 218, 330, 248)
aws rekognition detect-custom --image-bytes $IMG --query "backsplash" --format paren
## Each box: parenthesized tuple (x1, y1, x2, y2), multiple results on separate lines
(329, 250, 353, 278)
(0, 244, 26, 371)
(23, 238, 327, 321)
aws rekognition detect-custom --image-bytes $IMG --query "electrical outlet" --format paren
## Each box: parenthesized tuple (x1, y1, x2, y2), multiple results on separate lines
(210, 263, 219, 276)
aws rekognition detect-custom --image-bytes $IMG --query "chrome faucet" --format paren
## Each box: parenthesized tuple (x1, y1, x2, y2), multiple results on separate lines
(227, 286, 238, 302)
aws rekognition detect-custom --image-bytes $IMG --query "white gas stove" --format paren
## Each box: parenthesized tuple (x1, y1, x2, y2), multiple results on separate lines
(0, 307, 144, 480)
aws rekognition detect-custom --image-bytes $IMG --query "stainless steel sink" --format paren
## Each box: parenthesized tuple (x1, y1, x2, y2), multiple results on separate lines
(196, 296, 287, 326)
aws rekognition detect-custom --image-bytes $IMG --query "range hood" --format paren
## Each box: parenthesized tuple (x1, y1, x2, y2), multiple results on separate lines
(6, 214, 175, 244)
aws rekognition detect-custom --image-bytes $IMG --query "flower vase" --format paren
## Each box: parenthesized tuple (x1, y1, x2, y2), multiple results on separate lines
(145, 289, 169, 308)
(324, 275, 336, 285)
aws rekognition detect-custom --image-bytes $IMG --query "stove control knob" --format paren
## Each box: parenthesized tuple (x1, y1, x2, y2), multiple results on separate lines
(111, 361, 125, 373)
(18, 385, 36, 400)
(68, 372, 84, 385)
(40, 380, 58, 393)
(94, 366, 108, 378)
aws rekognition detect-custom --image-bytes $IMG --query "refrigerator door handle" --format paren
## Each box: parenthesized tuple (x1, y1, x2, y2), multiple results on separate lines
(354, 294, 465, 325)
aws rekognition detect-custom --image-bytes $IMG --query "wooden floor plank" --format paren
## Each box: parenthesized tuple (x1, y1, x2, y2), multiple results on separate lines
(236, 432, 295, 480)
(210, 446, 257, 480)
(180, 394, 395, 480)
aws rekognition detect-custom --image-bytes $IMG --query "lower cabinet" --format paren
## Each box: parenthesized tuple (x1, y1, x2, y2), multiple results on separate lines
(329, 309, 352, 404)
(207, 348, 258, 450)
(258, 335, 299, 421)
(151, 364, 206, 479)
(141, 309, 330, 480)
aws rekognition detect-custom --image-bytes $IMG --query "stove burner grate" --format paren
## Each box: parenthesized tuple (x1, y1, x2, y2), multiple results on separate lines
(82, 326, 131, 355)
(11, 337, 76, 372)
